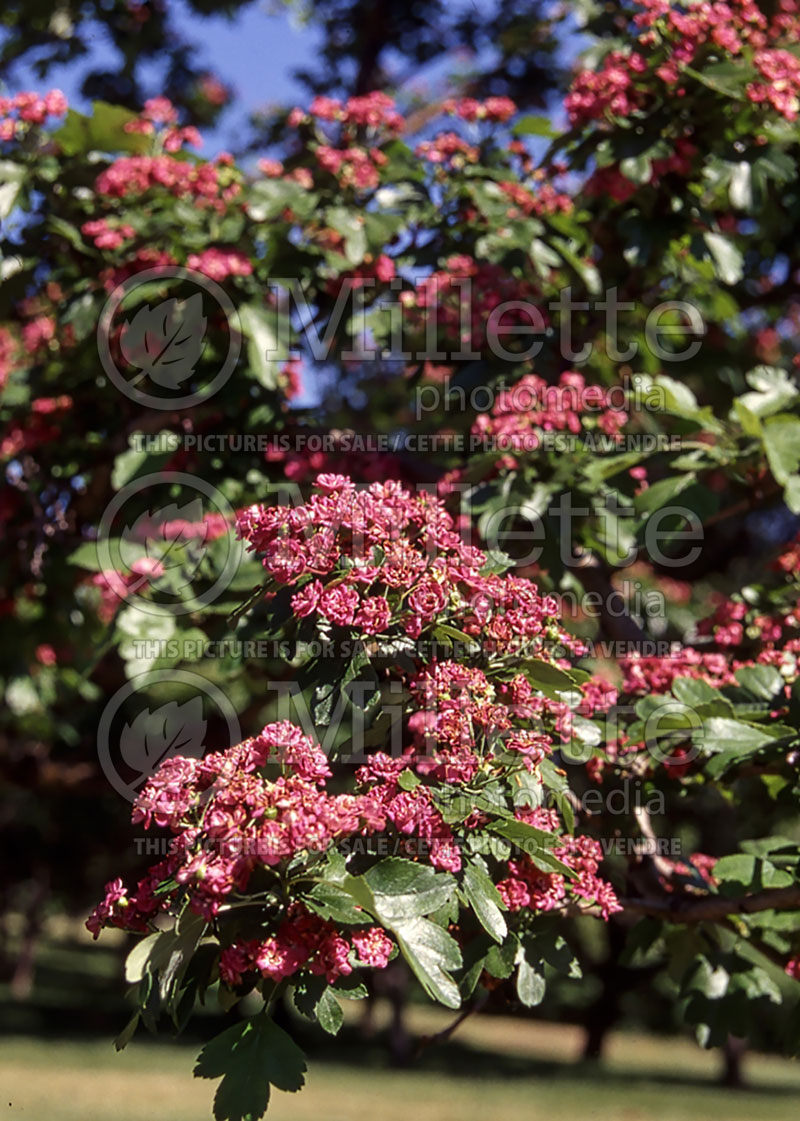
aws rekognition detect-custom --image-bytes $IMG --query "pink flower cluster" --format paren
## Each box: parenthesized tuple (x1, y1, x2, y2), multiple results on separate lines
(349, 657, 592, 872)
(747, 49, 800, 119)
(88, 475, 627, 992)
(696, 596, 749, 647)
(186, 247, 253, 281)
(316, 144, 387, 189)
(292, 92, 404, 134)
(257, 158, 284, 178)
(634, 0, 769, 58)
(498, 179, 572, 218)
(400, 255, 543, 354)
(786, 957, 800, 980)
(0, 396, 73, 458)
(497, 833, 621, 919)
(236, 475, 580, 658)
(87, 722, 387, 933)
(662, 851, 719, 891)
(198, 75, 230, 107)
(264, 438, 409, 486)
(20, 316, 56, 355)
(219, 910, 394, 988)
(619, 648, 738, 694)
(0, 327, 18, 389)
(81, 219, 136, 251)
(471, 371, 628, 459)
(122, 97, 203, 150)
(566, 1, 800, 128)
(95, 155, 238, 205)
(0, 89, 67, 140)
(776, 531, 800, 574)
(441, 97, 518, 123)
(565, 51, 648, 126)
(324, 253, 396, 295)
(416, 133, 480, 167)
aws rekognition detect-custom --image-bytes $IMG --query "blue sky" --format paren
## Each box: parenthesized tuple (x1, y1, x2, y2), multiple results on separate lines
(2, 1, 316, 149)
(2, 2, 581, 153)
(165, 0, 313, 126)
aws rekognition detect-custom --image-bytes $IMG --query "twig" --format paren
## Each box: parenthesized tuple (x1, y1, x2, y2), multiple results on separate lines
(621, 883, 800, 923)
(415, 990, 489, 1055)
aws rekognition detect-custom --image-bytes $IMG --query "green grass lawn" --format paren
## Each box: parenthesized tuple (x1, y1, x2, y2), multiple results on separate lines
(3, 1006, 800, 1121)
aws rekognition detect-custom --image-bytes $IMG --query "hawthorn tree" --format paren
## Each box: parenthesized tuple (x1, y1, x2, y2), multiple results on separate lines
(0, 0, 238, 126)
(2, 0, 800, 1117)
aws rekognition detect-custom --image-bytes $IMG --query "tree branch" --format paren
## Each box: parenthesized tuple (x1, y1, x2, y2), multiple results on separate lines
(566, 548, 649, 650)
(414, 990, 489, 1054)
(620, 884, 800, 923)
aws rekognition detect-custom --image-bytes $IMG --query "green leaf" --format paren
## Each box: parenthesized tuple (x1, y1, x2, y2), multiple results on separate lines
(125, 932, 166, 985)
(700, 717, 783, 753)
(392, 916, 462, 1009)
(732, 397, 763, 438)
(112, 435, 176, 489)
(672, 677, 730, 710)
(485, 937, 519, 980)
(512, 114, 557, 138)
(116, 603, 176, 645)
(341, 858, 457, 924)
(432, 623, 476, 647)
(463, 860, 507, 943)
(489, 820, 575, 878)
(683, 60, 750, 98)
(730, 965, 782, 1004)
(738, 366, 798, 419)
(516, 959, 546, 1007)
(728, 161, 753, 210)
(54, 102, 152, 156)
(158, 913, 207, 1008)
(643, 374, 723, 433)
(292, 974, 328, 1020)
(240, 303, 281, 389)
(703, 232, 744, 285)
(325, 207, 367, 266)
(734, 664, 784, 702)
(713, 853, 793, 891)
(248, 178, 319, 221)
(195, 1016, 306, 1121)
(763, 414, 800, 485)
(712, 853, 757, 885)
(68, 541, 103, 571)
(315, 987, 344, 1035)
(397, 769, 421, 791)
(0, 160, 26, 218)
(620, 153, 652, 184)
(634, 473, 696, 515)
(304, 881, 368, 925)
(518, 658, 582, 702)
(114, 1012, 140, 1052)
(785, 475, 800, 514)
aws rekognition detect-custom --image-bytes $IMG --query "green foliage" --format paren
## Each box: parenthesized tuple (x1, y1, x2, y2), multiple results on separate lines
(194, 1016, 306, 1121)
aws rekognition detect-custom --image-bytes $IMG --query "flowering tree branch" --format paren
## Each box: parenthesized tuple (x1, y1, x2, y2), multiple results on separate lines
(620, 885, 800, 924)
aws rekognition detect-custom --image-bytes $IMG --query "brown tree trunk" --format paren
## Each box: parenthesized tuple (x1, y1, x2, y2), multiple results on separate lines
(721, 1035, 747, 1088)
(9, 867, 50, 1000)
